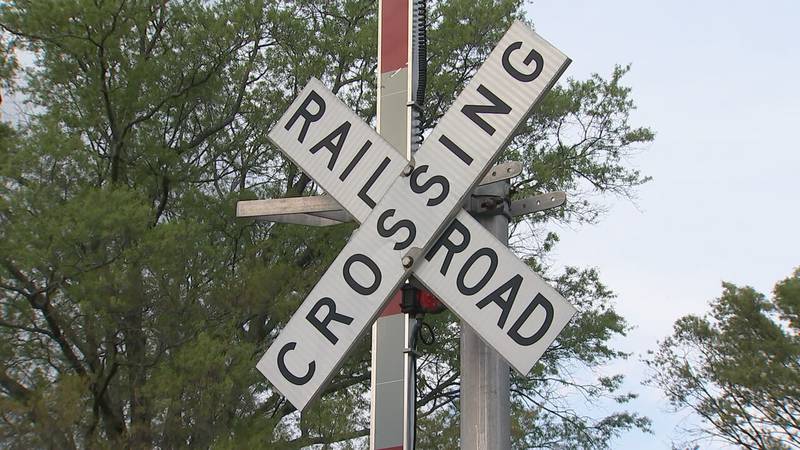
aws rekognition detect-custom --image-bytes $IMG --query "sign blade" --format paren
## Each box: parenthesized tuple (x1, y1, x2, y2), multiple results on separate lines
(414, 210, 576, 374)
(268, 79, 408, 224)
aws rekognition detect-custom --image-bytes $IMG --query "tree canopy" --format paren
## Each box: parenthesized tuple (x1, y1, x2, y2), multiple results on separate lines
(0, 0, 654, 448)
(648, 269, 800, 449)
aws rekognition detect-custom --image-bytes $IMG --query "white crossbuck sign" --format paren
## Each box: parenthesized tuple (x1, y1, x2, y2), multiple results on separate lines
(257, 21, 576, 411)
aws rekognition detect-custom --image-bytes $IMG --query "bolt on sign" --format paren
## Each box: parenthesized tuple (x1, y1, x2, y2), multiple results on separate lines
(258, 21, 576, 412)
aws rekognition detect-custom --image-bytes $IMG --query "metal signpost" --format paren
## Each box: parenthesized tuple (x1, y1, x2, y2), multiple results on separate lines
(243, 20, 576, 449)
(460, 180, 512, 449)
(374, 1, 415, 449)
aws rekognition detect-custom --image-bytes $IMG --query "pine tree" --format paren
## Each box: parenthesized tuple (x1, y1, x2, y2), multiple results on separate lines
(648, 270, 800, 449)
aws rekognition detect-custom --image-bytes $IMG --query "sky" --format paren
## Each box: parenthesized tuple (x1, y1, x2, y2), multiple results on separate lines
(526, 0, 800, 448)
(2, 1, 799, 448)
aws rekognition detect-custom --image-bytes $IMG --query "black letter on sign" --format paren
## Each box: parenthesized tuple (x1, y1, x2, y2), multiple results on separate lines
(358, 157, 392, 209)
(508, 293, 554, 346)
(410, 165, 450, 207)
(285, 90, 326, 143)
(438, 135, 473, 166)
(476, 274, 522, 328)
(502, 41, 544, 83)
(343, 254, 382, 295)
(461, 84, 512, 136)
(456, 247, 498, 295)
(377, 209, 416, 250)
(339, 140, 372, 181)
(425, 219, 470, 276)
(306, 297, 354, 345)
(277, 342, 315, 385)
(309, 121, 351, 170)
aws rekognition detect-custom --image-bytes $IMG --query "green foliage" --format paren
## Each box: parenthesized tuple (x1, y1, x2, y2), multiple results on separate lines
(1, 0, 653, 448)
(508, 64, 654, 234)
(647, 269, 800, 449)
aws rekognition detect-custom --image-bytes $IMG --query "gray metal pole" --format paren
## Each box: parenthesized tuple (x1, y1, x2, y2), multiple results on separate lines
(403, 315, 417, 450)
(461, 180, 512, 450)
(370, 2, 414, 450)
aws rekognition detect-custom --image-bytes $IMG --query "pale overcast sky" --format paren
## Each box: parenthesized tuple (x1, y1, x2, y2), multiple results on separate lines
(528, 0, 800, 448)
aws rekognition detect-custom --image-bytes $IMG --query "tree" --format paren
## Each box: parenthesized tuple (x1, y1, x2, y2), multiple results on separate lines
(1, 0, 653, 448)
(647, 269, 800, 449)
(0, 29, 16, 106)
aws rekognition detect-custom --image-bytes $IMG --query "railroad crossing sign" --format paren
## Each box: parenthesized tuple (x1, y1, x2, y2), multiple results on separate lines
(257, 20, 576, 412)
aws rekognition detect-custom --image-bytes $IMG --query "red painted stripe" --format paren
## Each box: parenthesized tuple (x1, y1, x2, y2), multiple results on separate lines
(379, 290, 403, 317)
(380, 0, 408, 73)
(377, 446, 403, 450)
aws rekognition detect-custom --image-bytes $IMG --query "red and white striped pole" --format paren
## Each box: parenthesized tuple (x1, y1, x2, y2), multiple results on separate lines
(370, 1, 414, 450)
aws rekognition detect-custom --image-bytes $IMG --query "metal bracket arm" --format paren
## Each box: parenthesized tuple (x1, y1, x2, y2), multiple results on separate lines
(235, 161, 525, 225)
(508, 191, 566, 217)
